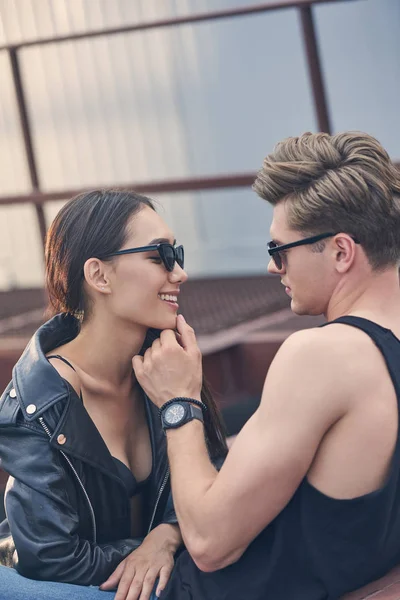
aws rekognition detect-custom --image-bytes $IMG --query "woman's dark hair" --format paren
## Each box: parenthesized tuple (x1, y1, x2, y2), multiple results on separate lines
(46, 189, 155, 317)
(46, 189, 227, 457)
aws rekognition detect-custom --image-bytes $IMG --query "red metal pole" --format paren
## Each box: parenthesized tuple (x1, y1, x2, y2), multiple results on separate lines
(8, 48, 47, 244)
(0, 173, 258, 207)
(0, 0, 358, 51)
(299, 4, 332, 133)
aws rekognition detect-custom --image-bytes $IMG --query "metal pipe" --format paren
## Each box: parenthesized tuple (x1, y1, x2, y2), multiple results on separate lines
(8, 48, 47, 244)
(0, 173, 258, 206)
(299, 5, 332, 133)
(0, 160, 399, 207)
(0, 0, 357, 51)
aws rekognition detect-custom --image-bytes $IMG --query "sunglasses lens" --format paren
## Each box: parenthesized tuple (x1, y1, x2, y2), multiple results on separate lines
(159, 244, 184, 271)
(162, 245, 175, 271)
(274, 254, 282, 270)
(268, 242, 282, 270)
(176, 246, 184, 269)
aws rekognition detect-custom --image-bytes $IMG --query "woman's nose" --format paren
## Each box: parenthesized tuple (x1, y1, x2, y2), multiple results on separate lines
(169, 263, 188, 284)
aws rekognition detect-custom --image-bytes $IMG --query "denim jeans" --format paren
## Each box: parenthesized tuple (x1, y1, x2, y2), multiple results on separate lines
(0, 566, 158, 600)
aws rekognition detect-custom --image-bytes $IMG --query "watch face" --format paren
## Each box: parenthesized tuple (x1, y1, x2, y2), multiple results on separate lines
(164, 403, 186, 425)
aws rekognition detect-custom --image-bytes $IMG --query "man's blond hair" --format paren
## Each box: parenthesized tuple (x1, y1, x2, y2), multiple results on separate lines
(253, 132, 400, 269)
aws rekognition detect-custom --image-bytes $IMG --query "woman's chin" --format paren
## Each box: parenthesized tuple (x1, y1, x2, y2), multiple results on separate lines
(149, 314, 178, 331)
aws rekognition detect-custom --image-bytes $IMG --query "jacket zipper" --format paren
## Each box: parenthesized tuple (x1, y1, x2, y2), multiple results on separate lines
(38, 416, 97, 543)
(147, 468, 169, 534)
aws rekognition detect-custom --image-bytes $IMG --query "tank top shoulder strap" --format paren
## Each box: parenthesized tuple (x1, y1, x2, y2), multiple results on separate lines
(47, 354, 83, 401)
(320, 315, 393, 337)
(47, 354, 76, 371)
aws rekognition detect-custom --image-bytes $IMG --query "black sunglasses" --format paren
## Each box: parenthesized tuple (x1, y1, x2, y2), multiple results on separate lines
(107, 243, 184, 272)
(267, 232, 360, 270)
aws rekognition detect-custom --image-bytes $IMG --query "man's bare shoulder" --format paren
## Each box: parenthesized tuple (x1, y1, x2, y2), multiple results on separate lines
(279, 320, 378, 364)
(267, 321, 381, 407)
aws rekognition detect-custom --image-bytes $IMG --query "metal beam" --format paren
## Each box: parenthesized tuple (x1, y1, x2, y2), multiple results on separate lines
(0, 160, 399, 207)
(0, 0, 358, 51)
(8, 48, 47, 244)
(299, 5, 332, 133)
(0, 173, 258, 207)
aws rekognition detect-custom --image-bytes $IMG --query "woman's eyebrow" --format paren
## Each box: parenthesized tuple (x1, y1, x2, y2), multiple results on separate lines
(148, 237, 176, 245)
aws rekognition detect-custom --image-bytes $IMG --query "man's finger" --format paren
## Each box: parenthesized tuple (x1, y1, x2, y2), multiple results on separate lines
(132, 355, 144, 378)
(156, 564, 173, 596)
(151, 338, 161, 352)
(176, 314, 197, 351)
(159, 329, 179, 347)
(175, 331, 184, 348)
(100, 561, 125, 590)
(144, 346, 153, 362)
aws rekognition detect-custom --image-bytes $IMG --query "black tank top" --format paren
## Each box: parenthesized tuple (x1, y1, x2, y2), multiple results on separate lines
(163, 317, 400, 600)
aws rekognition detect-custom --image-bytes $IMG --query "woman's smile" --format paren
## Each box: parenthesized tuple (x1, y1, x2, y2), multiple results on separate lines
(158, 291, 180, 310)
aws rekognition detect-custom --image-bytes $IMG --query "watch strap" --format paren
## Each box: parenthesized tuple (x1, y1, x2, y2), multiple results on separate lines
(187, 403, 204, 424)
(159, 397, 207, 418)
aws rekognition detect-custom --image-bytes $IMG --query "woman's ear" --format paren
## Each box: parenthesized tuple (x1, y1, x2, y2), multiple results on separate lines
(83, 258, 111, 294)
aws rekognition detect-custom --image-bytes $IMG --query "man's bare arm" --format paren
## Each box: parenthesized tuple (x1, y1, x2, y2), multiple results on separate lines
(134, 319, 350, 572)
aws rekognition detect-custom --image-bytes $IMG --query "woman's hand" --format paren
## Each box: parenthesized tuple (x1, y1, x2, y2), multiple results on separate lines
(100, 524, 181, 600)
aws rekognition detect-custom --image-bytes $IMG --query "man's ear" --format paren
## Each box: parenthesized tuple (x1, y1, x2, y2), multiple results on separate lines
(333, 235, 357, 273)
(83, 258, 111, 294)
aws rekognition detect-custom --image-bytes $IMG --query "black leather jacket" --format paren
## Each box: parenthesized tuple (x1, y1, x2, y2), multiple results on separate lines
(0, 314, 177, 585)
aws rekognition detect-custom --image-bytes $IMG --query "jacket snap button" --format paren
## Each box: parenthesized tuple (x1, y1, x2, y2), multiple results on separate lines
(9, 389, 16, 398)
(26, 404, 37, 414)
(57, 434, 67, 445)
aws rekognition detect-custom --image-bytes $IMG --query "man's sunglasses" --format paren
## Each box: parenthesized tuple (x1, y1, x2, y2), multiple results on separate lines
(107, 243, 184, 272)
(267, 232, 360, 270)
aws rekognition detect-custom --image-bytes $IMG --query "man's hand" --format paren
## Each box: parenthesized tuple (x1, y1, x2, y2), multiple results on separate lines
(100, 524, 181, 600)
(133, 315, 202, 408)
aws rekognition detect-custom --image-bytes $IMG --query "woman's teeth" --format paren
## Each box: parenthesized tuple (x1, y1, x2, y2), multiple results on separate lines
(159, 294, 178, 302)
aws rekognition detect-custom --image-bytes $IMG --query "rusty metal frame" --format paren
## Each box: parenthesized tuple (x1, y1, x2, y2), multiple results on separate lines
(0, 173, 257, 206)
(8, 48, 47, 243)
(299, 5, 332, 134)
(1, 0, 360, 231)
(0, 0, 356, 52)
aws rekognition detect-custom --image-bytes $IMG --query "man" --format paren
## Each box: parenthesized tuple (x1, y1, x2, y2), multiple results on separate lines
(133, 132, 400, 599)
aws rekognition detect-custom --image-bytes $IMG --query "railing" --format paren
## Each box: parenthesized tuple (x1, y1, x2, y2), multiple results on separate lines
(0, 0, 359, 245)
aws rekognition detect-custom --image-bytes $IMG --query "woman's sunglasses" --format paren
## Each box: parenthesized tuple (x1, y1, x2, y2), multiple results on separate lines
(107, 243, 184, 272)
(267, 232, 360, 270)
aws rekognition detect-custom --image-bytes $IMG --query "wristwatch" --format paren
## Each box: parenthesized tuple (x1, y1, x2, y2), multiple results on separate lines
(160, 400, 204, 431)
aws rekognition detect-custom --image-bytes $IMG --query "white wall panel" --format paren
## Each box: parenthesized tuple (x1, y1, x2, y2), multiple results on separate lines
(0, 51, 30, 194)
(0, 0, 398, 290)
(0, 204, 43, 290)
(315, 0, 400, 158)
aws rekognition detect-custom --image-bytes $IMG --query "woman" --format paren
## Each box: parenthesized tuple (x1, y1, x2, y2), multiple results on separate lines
(0, 190, 227, 600)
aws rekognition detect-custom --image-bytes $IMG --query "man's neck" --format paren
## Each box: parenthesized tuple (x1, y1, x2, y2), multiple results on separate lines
(326, 267, 400, 327)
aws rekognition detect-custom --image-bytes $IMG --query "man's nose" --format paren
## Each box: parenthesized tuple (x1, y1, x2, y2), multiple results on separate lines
(267, 257, 284, 275)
